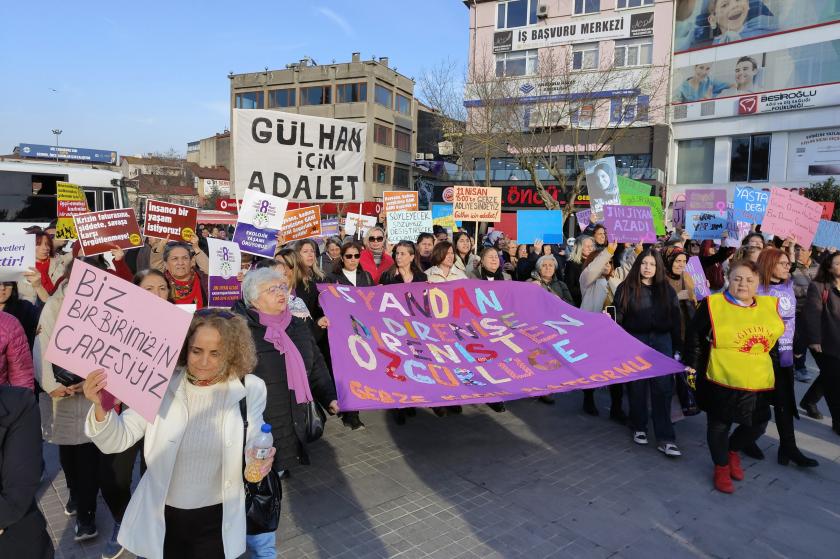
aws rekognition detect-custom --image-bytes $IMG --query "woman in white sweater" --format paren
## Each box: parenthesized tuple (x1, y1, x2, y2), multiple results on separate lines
(83, 309, 269, 559)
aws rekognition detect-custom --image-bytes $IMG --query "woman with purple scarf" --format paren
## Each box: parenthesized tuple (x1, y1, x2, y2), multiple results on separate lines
(233, 268, 338, 557)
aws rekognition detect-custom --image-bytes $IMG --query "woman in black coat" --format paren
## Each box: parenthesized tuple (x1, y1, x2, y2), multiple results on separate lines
(326, 241, 375, 287)
(0, 386, 54, 558)
(233, 268, 338, 476)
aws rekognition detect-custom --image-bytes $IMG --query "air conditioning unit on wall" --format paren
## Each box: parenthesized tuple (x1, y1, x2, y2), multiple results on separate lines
(537, 4, 549, 18)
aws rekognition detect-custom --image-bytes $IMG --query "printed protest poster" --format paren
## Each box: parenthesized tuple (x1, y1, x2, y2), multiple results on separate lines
(383, 191, 419, 214)
(812, 220, 840, 249)
(320, 280, 683, 410)
(818, 201, 835, 220)
(684, 189, 728, 240)
(207, 238, 242, 308)
(233, 109, 366, 202)
(143, 200, 198, 241)
(387, 211, 433, 243)
(516, 211, 564, 244)
(73, 209, 143, 256)
(56, 182, 89, 240)
(345, 212, 377, 237)
(320, 218, 340, 237)
(761, 188, 823, 247)
(453, 186, 502, 222)
(432, 204, 459, 229)
(602, 205, 656, 243)
(575, 208, 602, 227)
(232, 189, 288, 257)
(44, 260, 193, 422)
(733, 186, 769, 224)
(617, 175, 651, 197)
(685, 189, 728, 214)
(621, 195, 665, 235)
(584, 157, 620, 217)
(279, 206, 321, 243)
(0, 235, 35, 281)
(685, 257, 711, 301)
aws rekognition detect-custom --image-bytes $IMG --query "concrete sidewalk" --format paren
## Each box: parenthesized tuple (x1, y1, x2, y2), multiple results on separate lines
(39, 377, 840, 559)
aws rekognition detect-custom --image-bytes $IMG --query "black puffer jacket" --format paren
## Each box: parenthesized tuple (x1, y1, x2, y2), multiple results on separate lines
(232, 300, 337, 469)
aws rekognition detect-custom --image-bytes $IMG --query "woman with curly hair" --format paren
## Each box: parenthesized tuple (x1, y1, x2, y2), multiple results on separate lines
(83, 309, 269, 558)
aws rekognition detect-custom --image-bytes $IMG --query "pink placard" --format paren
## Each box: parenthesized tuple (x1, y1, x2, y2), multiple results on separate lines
(44, 261, 193, 422)
(761, 188, 823, 247)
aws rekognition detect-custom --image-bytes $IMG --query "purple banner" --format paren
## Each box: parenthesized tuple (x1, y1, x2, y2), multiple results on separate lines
(208, 276, 241, 308)
(602, 205, 656, 243)
(232, 222, 278, 258)
(685, 256, 711, 300)
(320, 280, 683, 410)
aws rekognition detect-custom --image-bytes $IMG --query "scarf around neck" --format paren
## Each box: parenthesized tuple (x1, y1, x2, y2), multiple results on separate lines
(166, 270, 204, 308)
(257, 309, 313, 404)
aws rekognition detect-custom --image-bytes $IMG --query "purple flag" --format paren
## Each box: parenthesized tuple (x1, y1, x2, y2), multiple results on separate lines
(685, 256, 711, 300)
(320, 280, 683, 410)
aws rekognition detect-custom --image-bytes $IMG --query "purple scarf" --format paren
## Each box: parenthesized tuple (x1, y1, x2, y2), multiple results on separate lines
(257, 310, 313, 404)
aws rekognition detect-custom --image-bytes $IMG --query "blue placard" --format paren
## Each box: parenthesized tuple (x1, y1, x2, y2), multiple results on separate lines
(685, 210, 727, 240)
(516, 210, 564, 244)
(18, 143, 118, 164)
(813, 220, 840, 248)
(733, 186, 769, 224)
(431, 204, 462, 227)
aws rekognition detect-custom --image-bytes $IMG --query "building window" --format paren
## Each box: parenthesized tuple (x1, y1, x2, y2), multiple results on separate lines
(374, 123, 392, 146)
(615, 38, 653, 68)
(571, 100, 595, 126)
(300, 86, 331, 106)
(396, 94, 411, 115)
(393, 166, 410, 187)
(375, 84, 393, 108)
(616, 0, 653, 8)
(395, 129, 411, 152)
(267, 88, 296, 108)
(572, 43, 599, 70)
(574, 0, 600, 15)
(497, 0, 538, 29)
(235, 91, 264, 109)
(336, 82, 367, 103)
(676, 139, 715, 184)
(374, 163, 391, 184)
(495, 49, 539, 77)
(730, 134, 771, 182)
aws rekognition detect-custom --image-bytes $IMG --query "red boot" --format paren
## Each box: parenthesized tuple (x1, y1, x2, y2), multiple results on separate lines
(728, 451, 744, 481)
(714, 465, 734, 494)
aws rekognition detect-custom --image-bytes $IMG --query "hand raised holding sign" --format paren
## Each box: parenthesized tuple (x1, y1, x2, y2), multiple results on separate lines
(83, 369, 109, 422)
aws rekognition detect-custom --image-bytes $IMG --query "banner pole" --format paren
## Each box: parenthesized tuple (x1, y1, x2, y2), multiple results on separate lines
(474, 221, 479, 255)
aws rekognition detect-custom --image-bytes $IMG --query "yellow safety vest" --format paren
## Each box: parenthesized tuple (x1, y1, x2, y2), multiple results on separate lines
(706, 293, 784, 391)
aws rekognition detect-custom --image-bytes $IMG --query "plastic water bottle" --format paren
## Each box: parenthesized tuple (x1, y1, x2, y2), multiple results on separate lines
(244, 424, 273, 483)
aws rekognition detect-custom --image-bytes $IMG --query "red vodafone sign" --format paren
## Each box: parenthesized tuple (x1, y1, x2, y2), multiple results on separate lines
(215, 199, 239, 212)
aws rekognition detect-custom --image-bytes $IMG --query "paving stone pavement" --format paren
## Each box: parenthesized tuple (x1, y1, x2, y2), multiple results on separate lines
(38, 370, 840, 559)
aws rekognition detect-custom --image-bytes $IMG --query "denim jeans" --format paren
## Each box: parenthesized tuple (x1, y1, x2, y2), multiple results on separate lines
(627, 331, 676, 443)
(246, 531, 277, 559)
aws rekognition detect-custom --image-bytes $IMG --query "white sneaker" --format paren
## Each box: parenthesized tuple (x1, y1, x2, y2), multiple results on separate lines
(633, 431, 648, 445)
(658, 443, 682, 457)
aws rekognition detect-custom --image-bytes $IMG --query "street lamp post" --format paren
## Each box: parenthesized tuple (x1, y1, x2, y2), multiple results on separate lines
(51, 129, 62, 162)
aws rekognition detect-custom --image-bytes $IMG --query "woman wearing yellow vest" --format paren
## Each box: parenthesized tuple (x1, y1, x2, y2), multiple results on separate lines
(684, 260, 785, 494)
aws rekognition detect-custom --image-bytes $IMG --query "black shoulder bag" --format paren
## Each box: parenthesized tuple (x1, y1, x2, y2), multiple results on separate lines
(238, 396, 282, 535)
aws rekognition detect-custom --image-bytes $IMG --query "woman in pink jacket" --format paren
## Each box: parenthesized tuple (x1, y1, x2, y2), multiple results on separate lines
(0, 311, 34, 390)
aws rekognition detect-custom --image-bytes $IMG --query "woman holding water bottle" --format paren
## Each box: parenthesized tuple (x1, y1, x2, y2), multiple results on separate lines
(82, 309, 269, 559)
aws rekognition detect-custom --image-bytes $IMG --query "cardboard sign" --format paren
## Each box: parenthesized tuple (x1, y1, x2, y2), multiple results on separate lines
(686, 256, 711, 300)
(344, 213, 377, 237)
(44, 260, 193, 422)
(575, 208, 602, 228)
(143, 200, 198, 241)
(685, 189, 728, 213)
(0, 235, 35, 281)
(383, 191, 419, 214)
(279, 206, 322, 243)
(320, 218, 339, 237)
(685, 210, 726, 240)
(621, 195, 665, 235)
(73, 209, 143, 256)
(516, 211, 564, 244)
(386, 211, 433, 243)
(602, 205, 656, 243)
(584, 157, 620, 217)
(617, 176, 651, 197)
(812, 220, 840, 249)
(732, 187, 769, 224)
(207, 238, 242, 308)
(818, 201, 835, 220)
(232, 190, 288, 257)
(432, 204, 457, 229)
(56, 182, 89, 240)
(233, 109, 366, 202)
(761, 188, 823, 247)
(453, 186, 502, 222)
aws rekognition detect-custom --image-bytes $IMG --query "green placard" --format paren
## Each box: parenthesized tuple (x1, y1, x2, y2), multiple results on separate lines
(617, 176, 651, 197)
(621, 194, 665, 236)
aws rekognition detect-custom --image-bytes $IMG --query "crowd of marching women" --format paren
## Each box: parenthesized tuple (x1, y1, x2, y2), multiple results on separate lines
(1, 215, 838, 558)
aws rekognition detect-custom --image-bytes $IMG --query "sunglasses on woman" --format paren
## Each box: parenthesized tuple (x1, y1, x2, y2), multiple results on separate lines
(343, 253, 361, 260)
(368, 236, 384, 242)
